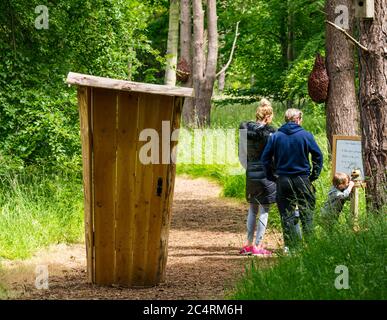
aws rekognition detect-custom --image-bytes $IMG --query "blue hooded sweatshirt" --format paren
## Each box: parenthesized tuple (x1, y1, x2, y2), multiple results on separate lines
(261, 122, 323, 181)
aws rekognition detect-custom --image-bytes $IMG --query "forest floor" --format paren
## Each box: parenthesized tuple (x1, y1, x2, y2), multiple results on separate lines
(0, 175, 282, 300)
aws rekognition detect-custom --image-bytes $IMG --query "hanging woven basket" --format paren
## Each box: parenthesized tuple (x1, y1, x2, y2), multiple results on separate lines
(308, 53, 329, 103)
(176, 58, 191, 83)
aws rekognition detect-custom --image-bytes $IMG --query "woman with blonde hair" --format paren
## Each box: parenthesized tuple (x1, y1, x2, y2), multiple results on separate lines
(238, 98, 276, 256)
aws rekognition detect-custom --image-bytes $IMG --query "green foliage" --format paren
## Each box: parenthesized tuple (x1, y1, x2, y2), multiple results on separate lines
(218, 0, 325, 102)
(283, 58, 315, 103)
(230, 214, 386, 299)
(0, 168, 83, 259)
(283, 33, 326, 103)
(0, 1, 166, 261)
(0, 0, 161, 170)
(137, 0, 169, 84)
(0, 87, 82, 172)
(0, 0, 329, 171)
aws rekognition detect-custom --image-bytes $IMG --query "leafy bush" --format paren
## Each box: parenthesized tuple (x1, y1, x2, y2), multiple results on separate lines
(0, 0, 161, 172)
(230, 214, 386, 300)
(218, 0, 325, 103)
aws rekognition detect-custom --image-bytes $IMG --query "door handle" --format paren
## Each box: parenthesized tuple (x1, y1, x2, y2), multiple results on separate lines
(157, 177, 163, 197)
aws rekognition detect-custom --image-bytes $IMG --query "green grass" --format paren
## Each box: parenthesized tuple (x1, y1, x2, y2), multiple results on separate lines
(0, 169, 84, 259)
(210, 101, 326, 135)
(230, 214, 386, 299)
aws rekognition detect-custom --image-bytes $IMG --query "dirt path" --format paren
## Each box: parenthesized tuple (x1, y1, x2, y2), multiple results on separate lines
(0, 175, 282, 300)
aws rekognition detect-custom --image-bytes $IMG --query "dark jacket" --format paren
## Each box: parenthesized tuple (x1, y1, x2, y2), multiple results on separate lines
(261, 122, 323, 182)
(239, 121, 276, 204)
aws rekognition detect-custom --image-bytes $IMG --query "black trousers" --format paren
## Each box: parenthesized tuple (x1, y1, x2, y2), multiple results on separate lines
(276, 175, 316, 248)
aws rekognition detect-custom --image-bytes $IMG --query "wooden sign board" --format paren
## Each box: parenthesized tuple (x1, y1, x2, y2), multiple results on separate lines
(332, 135, 365, 181)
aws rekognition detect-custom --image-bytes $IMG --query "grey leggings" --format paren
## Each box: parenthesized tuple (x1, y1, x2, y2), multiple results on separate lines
(247, 203, 270, 246)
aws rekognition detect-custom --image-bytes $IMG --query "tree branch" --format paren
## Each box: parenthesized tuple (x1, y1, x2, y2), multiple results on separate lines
(326, 20, 369, 52)
(216, 21, 240, 77)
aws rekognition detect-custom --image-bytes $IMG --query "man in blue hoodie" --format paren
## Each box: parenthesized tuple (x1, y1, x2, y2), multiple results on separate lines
(261, 108, 323, 250)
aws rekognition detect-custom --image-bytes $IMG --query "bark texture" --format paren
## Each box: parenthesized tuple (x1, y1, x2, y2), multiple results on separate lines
(358, 0, 387, 211)
(180, 0, 195, 125)
(325, 0, 359, 152)
(192, 0, 218, 127)
(165, 0, 180, 86)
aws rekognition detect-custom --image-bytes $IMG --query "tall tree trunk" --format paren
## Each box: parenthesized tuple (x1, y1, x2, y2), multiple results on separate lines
(325, 0, 359, 153)
(180, 0, 195, 125)
(192, 0, 205, 126)
(165, 0, 180, 86)
(218, 69, 225, 92)
(192, 0, 218, 127)
(358, 0, 387, 212)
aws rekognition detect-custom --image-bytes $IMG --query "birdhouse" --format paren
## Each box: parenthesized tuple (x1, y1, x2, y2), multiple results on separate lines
(67, 72, 193, 287)
(351, 168, 362, 181)
(354, 0, 374, 19)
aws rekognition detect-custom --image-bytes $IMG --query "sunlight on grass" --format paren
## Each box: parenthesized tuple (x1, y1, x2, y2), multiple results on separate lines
(229, 215, 386, 300)
(0, 170, 84, 259)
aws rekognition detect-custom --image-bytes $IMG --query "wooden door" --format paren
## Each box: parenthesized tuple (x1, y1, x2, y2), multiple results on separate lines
(78, 87, 183, 286)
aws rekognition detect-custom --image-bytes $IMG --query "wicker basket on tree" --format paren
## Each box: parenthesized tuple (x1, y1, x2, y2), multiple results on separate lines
(308, 53, 329, 103)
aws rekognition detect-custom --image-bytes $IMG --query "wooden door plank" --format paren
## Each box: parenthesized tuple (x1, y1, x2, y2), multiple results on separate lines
(115, 92, 139, 285)
(131, 93, 161, 286)
(143, 95, 174, 285)
(92, 88, 117, 285)
(78, 86, 94, 283)
(157, 97, 183, 282)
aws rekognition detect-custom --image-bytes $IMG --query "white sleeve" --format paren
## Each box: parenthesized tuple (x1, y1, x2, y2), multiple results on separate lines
(341, 188, 351, 198)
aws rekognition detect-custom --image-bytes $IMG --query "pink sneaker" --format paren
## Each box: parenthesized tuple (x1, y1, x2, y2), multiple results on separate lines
(252, 247, 272, 256)
(239, 245, 253, 255)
